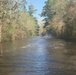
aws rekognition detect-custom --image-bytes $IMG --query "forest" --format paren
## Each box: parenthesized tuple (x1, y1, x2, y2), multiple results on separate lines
(1, 0, 76, 42)
(41, 0, 76, 41)
(0, 0, 38, 42)
(0, 0, 76, 75)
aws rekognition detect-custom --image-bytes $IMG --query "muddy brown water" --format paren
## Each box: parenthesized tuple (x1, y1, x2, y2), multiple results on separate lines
(0, 36, 76, 75)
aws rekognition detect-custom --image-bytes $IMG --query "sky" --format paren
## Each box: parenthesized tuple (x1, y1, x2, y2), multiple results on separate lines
(26, 0, 47, 21)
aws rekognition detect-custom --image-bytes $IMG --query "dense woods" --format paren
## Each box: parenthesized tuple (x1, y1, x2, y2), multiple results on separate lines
(1, 0, 76, 42)
(42, 0, 76, 41)
(0, 0, 38, 42)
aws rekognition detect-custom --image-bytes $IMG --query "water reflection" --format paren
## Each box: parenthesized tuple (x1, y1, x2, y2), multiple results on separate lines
(0, 36, 76, 75)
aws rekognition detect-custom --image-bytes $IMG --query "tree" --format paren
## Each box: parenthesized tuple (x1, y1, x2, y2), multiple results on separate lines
(0, 0, 38, 42)
(28, 5, 37, 15)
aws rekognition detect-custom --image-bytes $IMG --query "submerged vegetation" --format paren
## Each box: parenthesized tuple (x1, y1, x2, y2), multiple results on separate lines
(42, 0, 76, 41)
(0, 0, 38, 42)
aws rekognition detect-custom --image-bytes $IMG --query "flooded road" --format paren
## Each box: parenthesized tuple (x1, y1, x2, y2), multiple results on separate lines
(0, 36, 76, 75)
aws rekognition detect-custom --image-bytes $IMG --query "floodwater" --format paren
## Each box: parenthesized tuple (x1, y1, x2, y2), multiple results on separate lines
(0, 35, 76, 75)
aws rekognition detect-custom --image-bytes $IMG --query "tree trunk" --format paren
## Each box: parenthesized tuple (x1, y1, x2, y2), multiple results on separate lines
(0, 25, 2, 42)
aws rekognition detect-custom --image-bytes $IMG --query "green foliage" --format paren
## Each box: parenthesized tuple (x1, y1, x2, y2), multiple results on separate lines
(28, 5, 37, 16)
(42, 0, 76, 41)
(0, 0, 38, 42)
